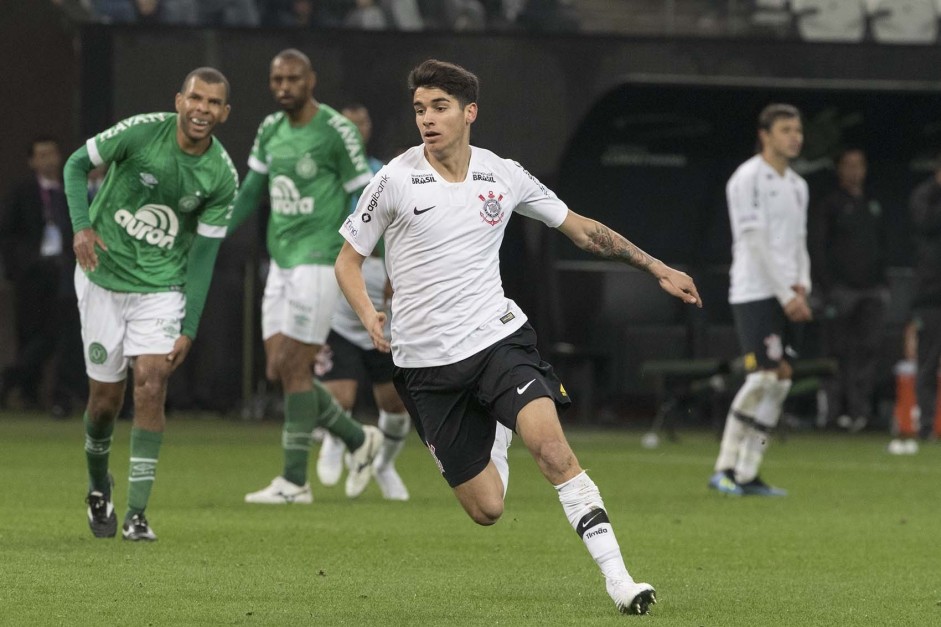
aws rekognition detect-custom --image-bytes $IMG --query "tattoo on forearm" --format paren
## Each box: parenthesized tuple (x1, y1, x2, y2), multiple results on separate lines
(584, 223, 655, 271)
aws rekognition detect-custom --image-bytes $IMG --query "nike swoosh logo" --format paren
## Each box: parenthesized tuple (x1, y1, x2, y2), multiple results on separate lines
(517, 379, 536, 395)
(413, 205, 436, 215)
(576, 508, 606, 536)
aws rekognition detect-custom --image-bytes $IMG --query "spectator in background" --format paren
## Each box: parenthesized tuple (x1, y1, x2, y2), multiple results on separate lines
(199, 0, 260, 26)
(345, 0, 388, 29)
(0, 137, 83, 415)
(91, 0, 199, 24)
(908, 155, 941, 442)
(809, 148, 888, 433)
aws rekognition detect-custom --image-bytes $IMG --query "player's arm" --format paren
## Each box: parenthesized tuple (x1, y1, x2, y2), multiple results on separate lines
(336, 242, 390, 352)
(63, 144, 108, 271)
(557, 209, 701, 307)
(226, 169, 267, 233)
(167, 233, 224, 369)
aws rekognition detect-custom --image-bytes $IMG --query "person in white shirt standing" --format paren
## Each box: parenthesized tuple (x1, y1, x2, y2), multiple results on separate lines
(708, 103, 812, 498)
(335, 58, 702, 616)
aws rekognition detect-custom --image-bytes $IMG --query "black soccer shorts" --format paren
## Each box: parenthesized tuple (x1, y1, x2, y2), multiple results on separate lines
(732, 297, 804, 371)
(317, 330, 394, 384)
(393, 323, 571, 487)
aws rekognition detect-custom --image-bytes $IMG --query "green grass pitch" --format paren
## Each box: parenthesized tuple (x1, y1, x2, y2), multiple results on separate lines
(0, 413, 939, 626)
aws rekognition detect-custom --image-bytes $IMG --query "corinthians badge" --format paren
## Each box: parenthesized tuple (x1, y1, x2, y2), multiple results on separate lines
(479, 191, 504, 226)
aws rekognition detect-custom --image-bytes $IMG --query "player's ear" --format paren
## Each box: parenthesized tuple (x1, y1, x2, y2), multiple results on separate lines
(309, 70, 317, 94)
(465, 102, 477, 125)
(218, 103, 231, 125)
(174, 92, 183, 114)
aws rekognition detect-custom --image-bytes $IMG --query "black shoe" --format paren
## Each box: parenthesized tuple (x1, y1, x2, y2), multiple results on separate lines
(122, 513, 157, 541)
(85, 475, 117, 538)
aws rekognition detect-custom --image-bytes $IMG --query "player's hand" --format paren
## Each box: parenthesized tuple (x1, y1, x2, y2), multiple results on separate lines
(166, 335, 193, 371)
(74, 228, 107, 272)
(654, 262, 702, 308)
(367, 311, 391, 353)
(784, 294, 813, 322)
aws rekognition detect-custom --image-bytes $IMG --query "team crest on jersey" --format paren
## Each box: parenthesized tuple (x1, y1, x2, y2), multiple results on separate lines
(178, 193, 202, 213)
(479, 191, 505, 226)
(139, 172, 158, 188)
(295, 153, 318, 179)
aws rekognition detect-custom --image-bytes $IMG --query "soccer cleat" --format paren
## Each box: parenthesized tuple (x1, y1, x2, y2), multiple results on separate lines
(739, 476, 787, 497)
(122, 513, 157, 541)
(606, 580, 657, 615)
(708, 470, 743, 496)
(345, 425, 384, 498)
(244, 476, 313, 504)
(85, 475, 117, 538)
(374, 464, 409, 501)
(316, 433, 345, 487)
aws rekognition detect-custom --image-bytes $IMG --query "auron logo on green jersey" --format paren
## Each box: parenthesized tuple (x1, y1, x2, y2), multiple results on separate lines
(114, 204, 180, 249)
(270, 175, 313, 215)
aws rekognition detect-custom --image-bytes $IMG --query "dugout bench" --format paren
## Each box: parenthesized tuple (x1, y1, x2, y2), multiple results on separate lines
(641, 357, 838, 440)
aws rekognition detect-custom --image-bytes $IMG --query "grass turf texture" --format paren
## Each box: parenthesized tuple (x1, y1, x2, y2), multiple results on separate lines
(0, 414, 939, 626)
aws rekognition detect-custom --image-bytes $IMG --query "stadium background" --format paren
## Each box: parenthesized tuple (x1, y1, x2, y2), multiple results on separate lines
(3, 0, 941, 424)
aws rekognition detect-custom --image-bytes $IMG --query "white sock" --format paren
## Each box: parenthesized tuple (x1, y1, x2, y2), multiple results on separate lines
(735, 379, 791, 483)
(375, 410, 410, 470)
(490, 423, 512, 497)
(714, 372, 770, 471)
(555, 471, 631, 582)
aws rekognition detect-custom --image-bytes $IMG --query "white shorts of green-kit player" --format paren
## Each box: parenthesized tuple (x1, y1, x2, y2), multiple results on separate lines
(74, 266, 183, 382)
(261, 261, 339, 345)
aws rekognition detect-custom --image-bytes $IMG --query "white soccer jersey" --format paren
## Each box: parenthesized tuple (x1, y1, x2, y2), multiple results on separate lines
(331, 255, 389, 351)
(727, 154, 811, 305)
(341, 145, 569, 367)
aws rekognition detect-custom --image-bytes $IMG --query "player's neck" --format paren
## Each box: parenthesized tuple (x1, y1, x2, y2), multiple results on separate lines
(176, 129, 212, 156)
(760, 151, 790, 176)
(288, 99, 319, 126)
(425, 144, 471, 183)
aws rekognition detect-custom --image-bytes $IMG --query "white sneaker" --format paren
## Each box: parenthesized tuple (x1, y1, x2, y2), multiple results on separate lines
(374, 464, 409, 501)
(244, 476, 313, 504)
(316, 433, 345, 486)
(345, 425, 383, 498)
(606, 580, 657, 615)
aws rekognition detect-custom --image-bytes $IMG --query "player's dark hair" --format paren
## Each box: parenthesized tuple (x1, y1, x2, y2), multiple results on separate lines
(181, 67, 231, 102)
(408, 59, 479, 107)
(757, 103, 801, 132)
(28, 136, 60, 157)
(273, 48, 312, 70)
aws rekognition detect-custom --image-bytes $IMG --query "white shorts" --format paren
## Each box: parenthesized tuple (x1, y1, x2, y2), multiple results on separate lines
(261, 261, 339, 345)
(74, 266, 184, 383)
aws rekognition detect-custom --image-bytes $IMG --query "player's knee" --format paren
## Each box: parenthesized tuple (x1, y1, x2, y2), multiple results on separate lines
(467, 498, 504, 526)
(86, 397, 122, 423)
(134, 363, 170, 401)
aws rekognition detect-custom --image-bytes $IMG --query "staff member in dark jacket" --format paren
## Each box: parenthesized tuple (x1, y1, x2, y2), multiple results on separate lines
(909, 156, 941, 441)
(0, 137, 84, 415)
(809, 148, 888, 433)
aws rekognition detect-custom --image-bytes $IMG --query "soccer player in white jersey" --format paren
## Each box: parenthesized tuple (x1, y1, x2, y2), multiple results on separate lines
(315, 103, 411, 501)
(335, 59, 702, 615)
(63, 68, 238, 540)
(708, 103, 812, 497)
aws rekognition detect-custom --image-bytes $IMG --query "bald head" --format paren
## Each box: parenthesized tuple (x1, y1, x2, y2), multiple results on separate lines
(273, 48, 312, 71)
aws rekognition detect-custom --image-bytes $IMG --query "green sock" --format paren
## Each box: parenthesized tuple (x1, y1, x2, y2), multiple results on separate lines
(282, 390, 319, 486)
(127, 427, 163, 518)
(84, 411, 114, 496)
(311, 380, 365, 452)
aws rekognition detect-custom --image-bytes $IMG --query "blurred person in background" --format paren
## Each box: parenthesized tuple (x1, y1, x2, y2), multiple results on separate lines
(314, 103, 411, 501)
(809, 147, 888, 433)
(232, 49, 383, 506)
(709, 103, 811, 498)
(0, 137, 83, 416)
(908, 153, 941, 443)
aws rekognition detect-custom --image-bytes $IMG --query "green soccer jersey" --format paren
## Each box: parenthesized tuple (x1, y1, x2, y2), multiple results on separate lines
(84, 113, 238, 292)
(248, 104, 372, 268)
